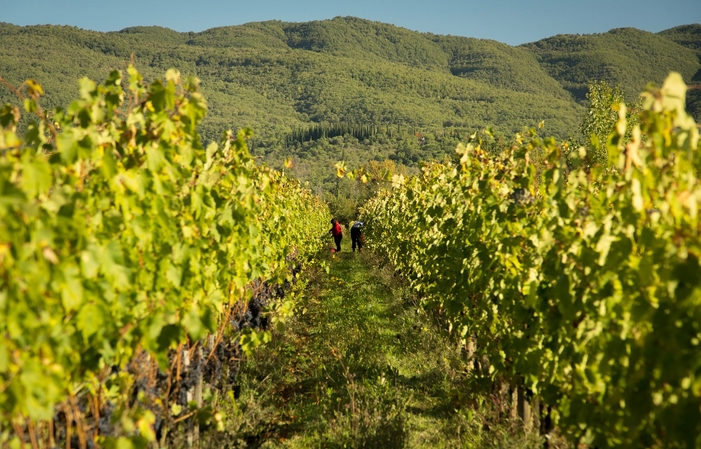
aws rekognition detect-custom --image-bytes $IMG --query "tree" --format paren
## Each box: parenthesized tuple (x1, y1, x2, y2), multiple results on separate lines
(580, 80, 640, 166)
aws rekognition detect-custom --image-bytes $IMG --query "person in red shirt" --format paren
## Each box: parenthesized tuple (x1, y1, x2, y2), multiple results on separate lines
(329, 218, 343, 252)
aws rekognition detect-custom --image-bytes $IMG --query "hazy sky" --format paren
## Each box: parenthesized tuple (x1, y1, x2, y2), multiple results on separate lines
(2, 0, 699, 45)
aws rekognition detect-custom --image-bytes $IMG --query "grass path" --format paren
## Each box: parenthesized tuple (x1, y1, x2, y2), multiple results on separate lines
(208, 250, 542, 448)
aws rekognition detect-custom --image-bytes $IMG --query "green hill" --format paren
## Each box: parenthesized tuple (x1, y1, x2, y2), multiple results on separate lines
(659, 24, 701, 54)
(433, 34, 573, 100)
(1, 17, 699, 186)
(520, 26, 701, 100)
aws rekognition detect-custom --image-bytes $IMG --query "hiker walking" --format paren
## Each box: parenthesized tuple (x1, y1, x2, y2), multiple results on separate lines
(329, 218, 343, 252)
(351, 221, 364, 252)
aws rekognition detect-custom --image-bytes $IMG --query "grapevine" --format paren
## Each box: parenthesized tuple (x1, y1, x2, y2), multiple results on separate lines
(362, 73, 701, 448)
(0, 67, 329, 447)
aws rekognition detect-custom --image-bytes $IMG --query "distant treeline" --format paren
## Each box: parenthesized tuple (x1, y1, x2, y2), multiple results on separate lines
(286, 122, 470, 145)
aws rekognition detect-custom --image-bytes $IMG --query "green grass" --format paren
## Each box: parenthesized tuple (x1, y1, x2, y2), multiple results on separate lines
(201, 248, 550, 448)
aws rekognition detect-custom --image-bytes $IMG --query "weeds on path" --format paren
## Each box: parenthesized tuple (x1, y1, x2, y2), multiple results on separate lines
(202, 251, 547, 448)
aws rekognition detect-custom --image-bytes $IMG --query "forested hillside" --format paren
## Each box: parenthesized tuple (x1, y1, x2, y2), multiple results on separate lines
(1, 17, 699, 180)
(659, 24, 701, 53)
(521, 26, 700, 100)
(659, 24, 701, 121)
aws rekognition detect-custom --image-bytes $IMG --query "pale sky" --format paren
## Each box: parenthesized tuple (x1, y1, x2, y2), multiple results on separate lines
(1, 0, 699, 45)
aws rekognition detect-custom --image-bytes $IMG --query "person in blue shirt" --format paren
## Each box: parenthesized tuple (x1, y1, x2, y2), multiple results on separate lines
(350, 221, 364, 252)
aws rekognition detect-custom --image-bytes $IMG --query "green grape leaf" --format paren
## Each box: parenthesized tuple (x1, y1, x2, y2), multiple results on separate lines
(20, 154, 52, 199)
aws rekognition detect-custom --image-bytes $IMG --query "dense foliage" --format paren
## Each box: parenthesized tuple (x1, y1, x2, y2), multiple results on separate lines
(659, 24, 701, 53)
(362, 73, 701, 448)
(521, 27, 700, 101)
(2, 16, 701, 446)
(0, 67, 328, 447)
(1, 18, 699, 174)
(578, 80, 641, 166)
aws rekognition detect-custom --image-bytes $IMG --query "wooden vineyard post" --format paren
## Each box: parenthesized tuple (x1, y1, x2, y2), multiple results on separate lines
(464, 337, 476, 374)
(194, 346, 203, 444)
(517, 387, 532, 431)
(183, 348, 194, 448)
(185, 345, 204, 447)
(532, 396, 541, 433)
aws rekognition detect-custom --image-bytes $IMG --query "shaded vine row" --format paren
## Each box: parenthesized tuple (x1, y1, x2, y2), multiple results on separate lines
(0, 67, 329, 447)
(362, 73, 701, 448)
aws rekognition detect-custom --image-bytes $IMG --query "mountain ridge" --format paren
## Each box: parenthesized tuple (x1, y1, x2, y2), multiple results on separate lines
(1, 17, 699, 154)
